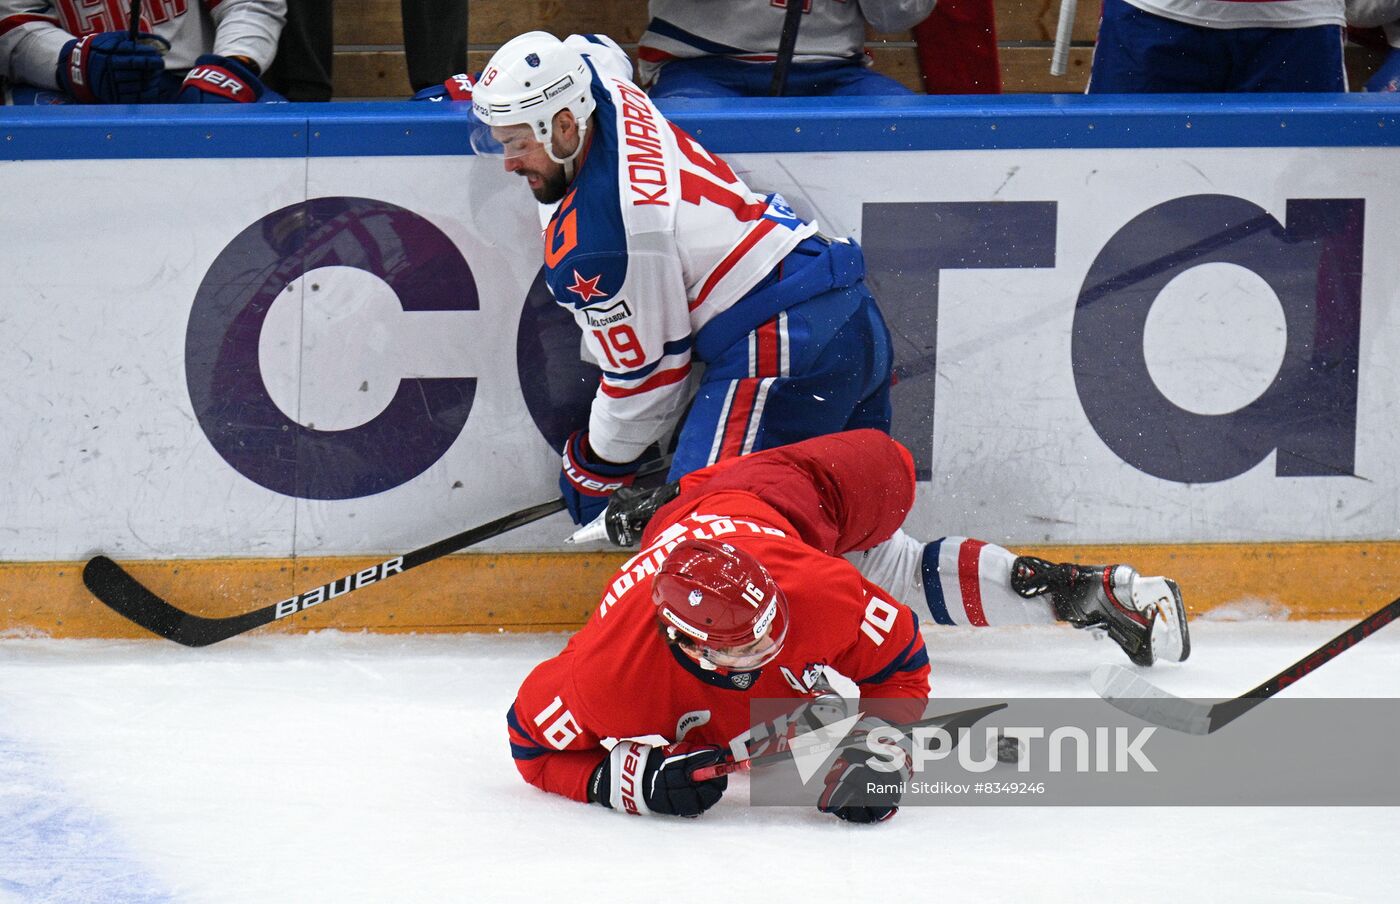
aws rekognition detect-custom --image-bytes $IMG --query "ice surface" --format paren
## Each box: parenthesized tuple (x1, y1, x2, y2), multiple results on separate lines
(0, 622, 1397, 904)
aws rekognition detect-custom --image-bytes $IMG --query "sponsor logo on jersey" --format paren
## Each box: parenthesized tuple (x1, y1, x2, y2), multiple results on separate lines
(675, 710, 711, 741)
(769, 193, 797, 220)
(730, 671, 755, 690)
(582, 298, 631, 326)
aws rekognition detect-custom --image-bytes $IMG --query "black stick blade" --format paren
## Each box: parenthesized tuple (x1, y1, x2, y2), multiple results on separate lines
(82, 555, 271, 646)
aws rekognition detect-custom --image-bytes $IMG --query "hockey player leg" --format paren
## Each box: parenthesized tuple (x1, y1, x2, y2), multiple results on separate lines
(1010, 557, 1191, 665)
(853, 530, 1191, 664)
(852, 532, 1061, 628)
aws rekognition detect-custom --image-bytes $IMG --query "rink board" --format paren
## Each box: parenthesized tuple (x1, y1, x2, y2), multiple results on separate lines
(2, 97, 1400, 632)
(0, 541, 1393, 638)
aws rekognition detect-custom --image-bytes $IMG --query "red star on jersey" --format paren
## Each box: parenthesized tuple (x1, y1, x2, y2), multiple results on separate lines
(567, 270, 607, 303)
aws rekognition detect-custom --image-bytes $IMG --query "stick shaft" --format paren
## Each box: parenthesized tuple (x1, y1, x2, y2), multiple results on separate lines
(1050, 0, 1077, 76)
(86, 458, 672, 646)
(84, 497, 566, 646)
(769, 0, 805, 96)
(1097, 595, 1400, 735)
(1206, 595, 1400, 731)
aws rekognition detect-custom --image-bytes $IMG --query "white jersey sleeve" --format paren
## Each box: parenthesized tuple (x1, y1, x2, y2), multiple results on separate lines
(583, 241, 698, 462)
(207, 0, 286, 72)
(1346, 0, 1400, 25)
(0, 1, 67, 89)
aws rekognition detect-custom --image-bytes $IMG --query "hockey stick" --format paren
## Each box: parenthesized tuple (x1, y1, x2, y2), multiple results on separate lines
(769, 0, 806, 96)
(1050, 0, 1077, 76)
(127, 0, 142, 40)
(83, 498, 566, 646)
(691, 701, 1007, 780)
(1092, 594, 1400, 735)
(84, 459, 670, 646)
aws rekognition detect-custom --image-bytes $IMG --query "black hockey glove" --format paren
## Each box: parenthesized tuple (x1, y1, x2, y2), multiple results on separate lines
(817, 719, 909, 824)
(587, 740, 727, 817)
(602, 480, 680, 546)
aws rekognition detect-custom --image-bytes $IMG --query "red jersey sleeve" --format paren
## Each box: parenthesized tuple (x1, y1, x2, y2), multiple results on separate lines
(830, 581, 931, 725)
(647, 429, 915, 556)
(507, 651, 610, 803)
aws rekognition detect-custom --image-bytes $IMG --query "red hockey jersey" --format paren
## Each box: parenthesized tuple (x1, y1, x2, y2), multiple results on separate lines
(507, 429, 931, 803)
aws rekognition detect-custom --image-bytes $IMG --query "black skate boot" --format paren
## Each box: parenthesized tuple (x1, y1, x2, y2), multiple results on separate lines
(1010, 557, 1190, 666)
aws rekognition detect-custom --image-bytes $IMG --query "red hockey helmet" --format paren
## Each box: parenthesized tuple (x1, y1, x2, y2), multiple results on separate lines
(652, 538, 790, 671)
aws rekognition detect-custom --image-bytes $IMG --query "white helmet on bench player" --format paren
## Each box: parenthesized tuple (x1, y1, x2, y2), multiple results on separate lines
(471, 31, 596, 165)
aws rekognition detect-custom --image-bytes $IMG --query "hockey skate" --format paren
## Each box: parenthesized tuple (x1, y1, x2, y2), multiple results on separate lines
(1010, 557, 1190, 666)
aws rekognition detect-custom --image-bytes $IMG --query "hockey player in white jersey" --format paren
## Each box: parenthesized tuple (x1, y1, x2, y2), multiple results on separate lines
(468, 31, 1192, 667)
(638, 0, 936, 97)
(470, 33, 885, 522)
(0, 0, 285, 104)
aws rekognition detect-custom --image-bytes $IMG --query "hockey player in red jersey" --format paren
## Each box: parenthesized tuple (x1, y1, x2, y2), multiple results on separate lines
(508, 429, 1191, 821)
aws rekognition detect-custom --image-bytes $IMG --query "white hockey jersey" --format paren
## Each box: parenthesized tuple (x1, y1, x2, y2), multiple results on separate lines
(537, 37, 818, 463)
(637, 0, 937, 87)
(1122, 0, 1344, 29)
(0, 0, 285, 89)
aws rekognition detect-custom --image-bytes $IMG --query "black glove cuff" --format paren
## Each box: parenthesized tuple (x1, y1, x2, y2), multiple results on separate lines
(587, 756, 612, 807)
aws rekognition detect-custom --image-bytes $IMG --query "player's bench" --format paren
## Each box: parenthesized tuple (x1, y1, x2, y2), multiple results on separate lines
(331, 0, 1384, 98)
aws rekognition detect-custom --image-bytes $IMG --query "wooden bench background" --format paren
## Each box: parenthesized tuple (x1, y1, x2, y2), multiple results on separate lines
(332, 0, 1385, 98)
